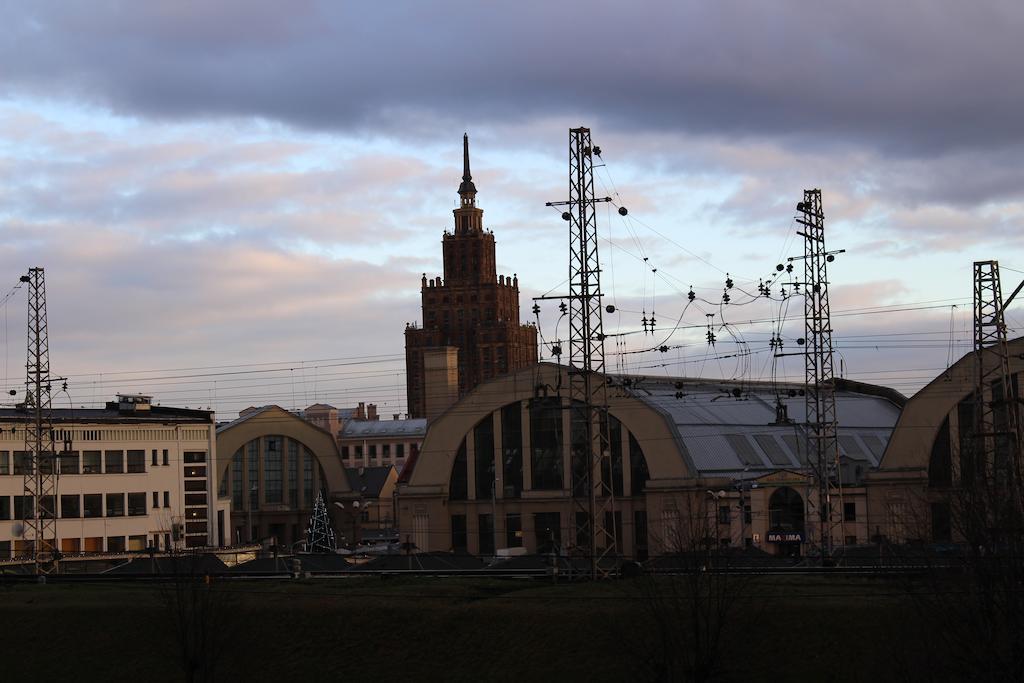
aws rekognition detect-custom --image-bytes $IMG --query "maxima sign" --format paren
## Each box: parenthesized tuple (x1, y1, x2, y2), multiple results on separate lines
(766, 531, 804, 543)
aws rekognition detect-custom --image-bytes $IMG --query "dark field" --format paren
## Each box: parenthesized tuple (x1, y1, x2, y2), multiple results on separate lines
(0, 574, 942, 682)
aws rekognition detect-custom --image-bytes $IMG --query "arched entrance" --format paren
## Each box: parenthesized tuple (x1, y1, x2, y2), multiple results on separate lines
(768, 487, 805, 557)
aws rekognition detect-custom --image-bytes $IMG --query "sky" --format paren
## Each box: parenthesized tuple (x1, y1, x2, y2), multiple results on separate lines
(1, 0, 1023, 417)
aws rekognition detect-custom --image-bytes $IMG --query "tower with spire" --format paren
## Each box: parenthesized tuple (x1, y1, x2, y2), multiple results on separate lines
(404, 135, 539, 419)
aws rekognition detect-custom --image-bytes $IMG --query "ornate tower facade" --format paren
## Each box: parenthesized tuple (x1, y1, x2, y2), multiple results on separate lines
(405, 135, 539, 419)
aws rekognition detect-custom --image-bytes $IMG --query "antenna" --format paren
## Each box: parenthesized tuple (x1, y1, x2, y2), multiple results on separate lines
(539, 127, 618, 578)
(21, 267, 59, 574)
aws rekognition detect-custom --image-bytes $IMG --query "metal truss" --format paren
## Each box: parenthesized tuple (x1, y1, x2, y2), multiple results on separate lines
(22, 267, 58, 574)
(797, 190, 841, 561)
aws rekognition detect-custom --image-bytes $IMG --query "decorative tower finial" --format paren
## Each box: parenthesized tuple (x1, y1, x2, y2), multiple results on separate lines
(458, 133, 477, 203)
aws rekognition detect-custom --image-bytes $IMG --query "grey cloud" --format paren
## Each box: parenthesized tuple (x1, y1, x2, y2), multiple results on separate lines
(2, 2, 1022, 158)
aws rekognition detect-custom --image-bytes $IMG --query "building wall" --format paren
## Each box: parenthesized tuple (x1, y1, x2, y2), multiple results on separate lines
(0, 420, 225, 559)
(216, 406, 353, 549)
(397, 364, 910, 559)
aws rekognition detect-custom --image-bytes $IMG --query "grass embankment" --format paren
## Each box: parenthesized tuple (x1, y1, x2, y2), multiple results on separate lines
(0, 575, 923, 682)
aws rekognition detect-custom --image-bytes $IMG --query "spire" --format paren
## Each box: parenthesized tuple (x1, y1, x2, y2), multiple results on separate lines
(457, 133, 477, 201)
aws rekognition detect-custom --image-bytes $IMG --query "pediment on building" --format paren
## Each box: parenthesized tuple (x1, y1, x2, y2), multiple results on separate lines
(754, 469, 810, 485)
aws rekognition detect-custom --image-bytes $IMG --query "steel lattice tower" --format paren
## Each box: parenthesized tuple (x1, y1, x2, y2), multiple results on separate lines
(797, 191, 841, 561)
(22, 267, 58, 574)
(544, 128, 616, 577)
(971, 261, 1023, 507)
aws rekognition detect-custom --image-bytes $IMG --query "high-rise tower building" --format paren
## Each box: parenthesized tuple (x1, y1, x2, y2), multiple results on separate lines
(405, 135, 538, 419)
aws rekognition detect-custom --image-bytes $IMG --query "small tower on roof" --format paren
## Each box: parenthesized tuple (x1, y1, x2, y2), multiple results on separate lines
(454, 134, 483, 235)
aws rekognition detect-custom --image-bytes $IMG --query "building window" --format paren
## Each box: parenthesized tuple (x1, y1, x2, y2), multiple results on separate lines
(162, 449, 169, 466)
(105, 450, 124, 474)
(264, 437, 283, 504)
(534, 512, 561, 554)
(82, 451, 101, 474)
(105, 493, 125, 517)
(164, 491, 170, 508)
(248, 441, 259, 510)
(128, 492, 147, 516)
(478, 514, 495, 555)
(474, 415, 495, 500)
(506, 513, 522, 548)
(629, 434, 650, 497)
(369, 445, 377, 459)
(718, 505, 731, 525)
(184, 451, 207, 464)
(59, 451, 79, 474)
(127, 450, 146, 473)
(449, 441, 468, 501)
(14, 495, 32, 519)
(396, 444, 405, 458)
(383, 444, 391, 458)
(530, 398, 563, 491)
(451, 514, 467, 552)
(844, 501, 857, 522)
(302, 450, 314, 506)
(603, 416, 624, 497)
(153, 491, 159, 508)
(931, 501, 952, 542)
(13, 451, 31, 475)
(232, 450, 243, 510)
(341, 445, 349, 460)
(288, 440, 299, 506)
(502, 403, 523, 498)
(83, 494, 102, 518)
(928, 416, 953, 487)
(0, 451, 8, 475)
(151, 449, 158, 466)
(60, 494, 80, 518)
(634, 510, 649, 561)
(107, 536, 126, 553)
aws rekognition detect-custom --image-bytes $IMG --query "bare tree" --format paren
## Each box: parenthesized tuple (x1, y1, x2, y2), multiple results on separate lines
(157, 552, 237, 683)
(624, 490, 754, 682)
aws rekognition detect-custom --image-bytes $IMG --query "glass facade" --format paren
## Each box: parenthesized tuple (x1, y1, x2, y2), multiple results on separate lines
(264, 437, 282, 504)
(530, 398, 563, 490)
(474, 414, 495, 500)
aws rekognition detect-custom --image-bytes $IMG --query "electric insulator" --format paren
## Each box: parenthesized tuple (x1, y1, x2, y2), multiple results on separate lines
(561, 212, 571, 221)
(780, 287, 787, 298)
(725, 273, 734, 289)
(687, 287, 695, 302)
(675, 391, 684, 399)
(797, 202, 806, 212)
(532, 303, 540, 315)
(618, 206, 628, 216)
(763, 285, 771, 298)
(723, 291, 730, 304)
(649, 314, 656, 329)
(596, 333, 606, 341)
(786, 263, 793, 273)
(826, 254, 835, 262)
(659, 345, 669, 353)
(559, 301, 567, 314)
(593, 146, 602, 155)
(707, 330, 716, 346)
(606, 304, 615, 313)
(551, 344, 562, 356)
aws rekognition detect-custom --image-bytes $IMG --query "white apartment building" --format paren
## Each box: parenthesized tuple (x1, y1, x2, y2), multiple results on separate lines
(0, 395, 228, 560)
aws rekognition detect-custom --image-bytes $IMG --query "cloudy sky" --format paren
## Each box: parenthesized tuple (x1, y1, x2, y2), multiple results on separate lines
(1, 1, 1022, 416)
